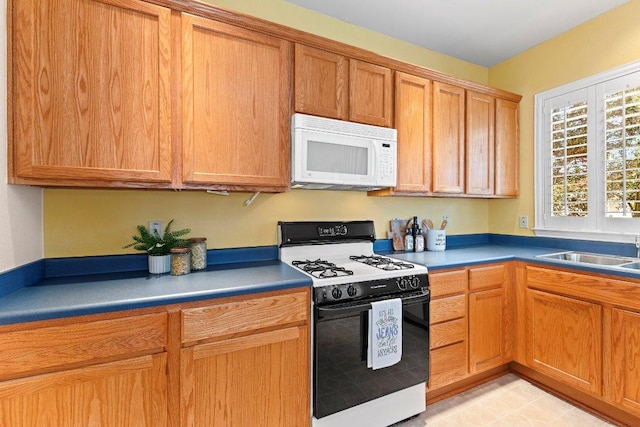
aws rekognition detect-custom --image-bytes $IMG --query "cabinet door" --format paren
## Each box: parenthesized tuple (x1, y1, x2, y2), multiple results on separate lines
(181, 326, 309, 427)
(393, 72, 432, 193)
(12, 0, 173, 185)
(466, 91, 495, 196)
(181, 14, 291, 189)
(294, 44, 348, 120)
(0, 354, 167, 426)
(526, 289, 602, 395)
(349, 60, 392, 127)
(469, 288, 506, 373)
(432, 82, 465, 193)
(495, 99, 519, 197)
(611, 308, 640, 416)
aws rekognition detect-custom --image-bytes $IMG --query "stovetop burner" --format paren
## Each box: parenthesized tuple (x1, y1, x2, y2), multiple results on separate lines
(291, 259, 355, 279)
(349, 255, 416, 271)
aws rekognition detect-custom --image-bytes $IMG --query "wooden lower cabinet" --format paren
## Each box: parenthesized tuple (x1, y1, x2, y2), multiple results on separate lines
(0, 354, 167, 427)
(0, 288, 311, 426)
(611, 308, 640, 416)
(428, 263, 511, 395)
(526, 288, 602, 395)
(0, 312, 168, 426)
(181, 326, 308, 426)
(469, 288, 507, 373)
(180, 289, 310, 427)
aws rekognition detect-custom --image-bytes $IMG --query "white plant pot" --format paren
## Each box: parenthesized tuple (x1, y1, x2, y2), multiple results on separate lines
(148, 254, 171, 274)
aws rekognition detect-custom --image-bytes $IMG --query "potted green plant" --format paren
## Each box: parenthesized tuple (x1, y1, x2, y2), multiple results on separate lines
(124, 220, 191, 274)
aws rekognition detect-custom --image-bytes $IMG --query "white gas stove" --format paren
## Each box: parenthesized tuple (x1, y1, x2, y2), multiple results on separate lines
(278, 221, 431, 427)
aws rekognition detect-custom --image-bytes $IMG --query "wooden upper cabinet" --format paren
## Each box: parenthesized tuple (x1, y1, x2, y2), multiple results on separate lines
(466, 91, 495, 196)
(432, 82, 465, 194)
(495, 99, 520, 197)
(349, 60, 393, 127)
(294, 44, 348, 120)
(393, 72, 432, 193)
(181, 14, 291, 190)
(11, 0, 173, 186)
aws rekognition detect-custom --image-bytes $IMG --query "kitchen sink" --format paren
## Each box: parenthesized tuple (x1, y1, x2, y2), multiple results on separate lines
(620, 262, 640, 270)
(537, 251, 637, 266)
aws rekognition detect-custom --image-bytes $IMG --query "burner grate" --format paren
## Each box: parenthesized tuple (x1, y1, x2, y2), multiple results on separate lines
(349, 255, 415, 271)
(292, 259, 354, 279)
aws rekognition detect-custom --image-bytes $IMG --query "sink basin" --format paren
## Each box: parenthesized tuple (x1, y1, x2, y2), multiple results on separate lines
(537, 251, 636, 266)
(620, 262, 640, 270)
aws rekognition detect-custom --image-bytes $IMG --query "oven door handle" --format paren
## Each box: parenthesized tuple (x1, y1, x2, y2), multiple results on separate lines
(316, 291, 430, 317)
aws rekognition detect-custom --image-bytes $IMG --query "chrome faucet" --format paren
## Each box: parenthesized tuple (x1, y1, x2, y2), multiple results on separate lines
(636, 236, 640, 259)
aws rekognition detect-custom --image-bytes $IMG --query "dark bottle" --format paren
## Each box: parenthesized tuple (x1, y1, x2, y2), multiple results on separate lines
(412, 216, 420, 252)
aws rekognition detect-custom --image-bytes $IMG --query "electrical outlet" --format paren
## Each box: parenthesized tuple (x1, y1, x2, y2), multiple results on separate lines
(519, 216, 528, 229)
(149, 221, 163, 237)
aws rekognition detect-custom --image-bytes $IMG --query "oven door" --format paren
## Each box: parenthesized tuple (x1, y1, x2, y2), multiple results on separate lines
(313, 291, 430, 419)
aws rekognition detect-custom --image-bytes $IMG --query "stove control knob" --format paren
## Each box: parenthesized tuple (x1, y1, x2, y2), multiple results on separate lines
(397, 277, 407, 290)
(411, 276, 420, 288)
(331, 287, 343, 300)
(347, 285, 357, 297)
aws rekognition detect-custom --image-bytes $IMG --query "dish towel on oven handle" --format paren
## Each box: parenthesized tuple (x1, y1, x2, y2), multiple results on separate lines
(367, 298, 402, 370)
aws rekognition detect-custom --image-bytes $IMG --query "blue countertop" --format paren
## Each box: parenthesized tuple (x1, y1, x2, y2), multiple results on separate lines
(2, 242, 640, 326)
(0, 260, 311, 325)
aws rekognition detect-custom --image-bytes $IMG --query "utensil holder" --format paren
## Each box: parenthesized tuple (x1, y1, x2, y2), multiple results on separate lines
(427, 229, 446, 251)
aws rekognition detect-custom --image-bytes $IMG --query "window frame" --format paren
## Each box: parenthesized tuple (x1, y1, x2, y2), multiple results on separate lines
(534, 60, 640, 244)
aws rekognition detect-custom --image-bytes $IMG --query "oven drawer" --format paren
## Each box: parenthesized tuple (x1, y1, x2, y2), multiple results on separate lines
(430, 294, 466, 324)
(429, 341, 468, 388)
(429, 269, 467, 298)
(430, 318, 465, 349)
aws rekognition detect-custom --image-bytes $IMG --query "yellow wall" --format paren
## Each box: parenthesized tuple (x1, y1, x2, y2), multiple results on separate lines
(43, 0, 491, 258)
(487, 0, 640, 235)
(45, 0, 639, 257)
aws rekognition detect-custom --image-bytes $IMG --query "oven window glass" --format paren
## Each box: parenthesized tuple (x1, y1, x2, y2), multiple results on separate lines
(314, 300, 430, 418)
(307, 140, 368, 176)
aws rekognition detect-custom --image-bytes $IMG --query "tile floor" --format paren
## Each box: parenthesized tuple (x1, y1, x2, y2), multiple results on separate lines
(394, 374, 615, 426)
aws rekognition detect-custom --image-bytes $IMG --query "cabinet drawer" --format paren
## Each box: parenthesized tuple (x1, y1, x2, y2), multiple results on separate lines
(430, 269, 468, 297)
(469, 264, 505, 291)
(429, 341, 467, 388)
(430, 318, 465, 349)
(0, 313, 167, 380)
(431, 294, 466, 324)
(182, 290, 309, 344)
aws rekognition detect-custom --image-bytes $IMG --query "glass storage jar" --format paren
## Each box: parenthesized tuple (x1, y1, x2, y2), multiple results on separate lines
(188, 237, 207, 270)
(170, 247, 191, 276)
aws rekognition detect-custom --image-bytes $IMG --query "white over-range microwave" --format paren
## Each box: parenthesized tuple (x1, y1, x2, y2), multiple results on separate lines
(291, 113, 397, 190)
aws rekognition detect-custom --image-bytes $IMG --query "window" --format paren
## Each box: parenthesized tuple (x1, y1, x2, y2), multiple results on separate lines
(535, 61, 640, 242)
